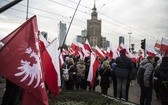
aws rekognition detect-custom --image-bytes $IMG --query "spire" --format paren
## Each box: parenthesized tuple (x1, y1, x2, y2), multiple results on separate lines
(92, 0, 96, 11)
(91, 0, 97, 19)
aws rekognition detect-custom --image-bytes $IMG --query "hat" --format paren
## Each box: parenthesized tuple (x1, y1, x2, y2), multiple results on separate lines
(120, 49, 126, 55)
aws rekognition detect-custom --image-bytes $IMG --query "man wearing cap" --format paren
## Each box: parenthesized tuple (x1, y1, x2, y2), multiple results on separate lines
(114, 49, 133, 101)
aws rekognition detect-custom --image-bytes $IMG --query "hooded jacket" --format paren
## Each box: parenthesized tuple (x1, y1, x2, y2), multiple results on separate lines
(140, 58, 154, 87)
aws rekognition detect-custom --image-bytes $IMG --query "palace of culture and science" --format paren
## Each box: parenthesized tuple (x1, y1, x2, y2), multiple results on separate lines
(78, 3, 110, 50)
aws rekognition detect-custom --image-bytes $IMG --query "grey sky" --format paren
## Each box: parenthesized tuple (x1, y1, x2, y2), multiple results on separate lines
(0, 0, 168, 50)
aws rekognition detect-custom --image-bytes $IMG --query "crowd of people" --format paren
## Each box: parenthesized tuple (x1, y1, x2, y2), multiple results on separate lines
(59, 48, 168, 105)
(0, 47, 168, 105)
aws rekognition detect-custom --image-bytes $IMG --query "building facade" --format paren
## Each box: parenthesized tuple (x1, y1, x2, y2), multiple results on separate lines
(81, 29, 87, 37)
(59, 21, 67, 46)
(119, 36, 125, 45)
(87, 4, 102, 48)
(86, 3, 110, 49)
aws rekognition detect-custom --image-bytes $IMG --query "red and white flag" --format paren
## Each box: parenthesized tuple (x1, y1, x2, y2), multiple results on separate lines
(62, 48, 68, 56)
(0, 16, 48, 105)
(69, 40, 79, 56)
(94, 46, 105, 59)
(117, 43, 129, 55)
(77, 42, 86, 60)
(40, 37, 60, 96)
(154, 40, 161, 52)
(87, 53, 100, 87)
(129, 53, 137, 63)
(84, 39, 92, 53)
(146, 50, 156, 57)
(106, 47, 113, 59)
(160, 38, 168, 54)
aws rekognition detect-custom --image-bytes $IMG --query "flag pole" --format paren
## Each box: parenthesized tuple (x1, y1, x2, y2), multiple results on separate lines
(26, 0, 29, 20)
(61, 0, 82, 48)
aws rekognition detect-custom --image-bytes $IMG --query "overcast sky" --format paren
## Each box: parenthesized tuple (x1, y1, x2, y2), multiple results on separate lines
(0, 0, 168, 50)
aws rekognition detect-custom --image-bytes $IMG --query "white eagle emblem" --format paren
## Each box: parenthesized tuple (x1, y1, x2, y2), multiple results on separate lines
(15, 46, 44, 88)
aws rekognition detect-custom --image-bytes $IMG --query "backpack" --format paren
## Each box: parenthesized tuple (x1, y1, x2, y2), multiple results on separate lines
(62, 65, 73, 81)
(137, 67, 146, 86)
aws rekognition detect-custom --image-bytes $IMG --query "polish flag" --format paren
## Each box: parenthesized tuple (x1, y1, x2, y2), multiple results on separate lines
(87, 53, 100, 87)
(106, 47, 113, 59)
(40, 36, 60, 96)
(154, 40, 161, 52)
(129, 53, 137, 63)
(62, 48, 68, 56)
(146, 50, 156, 57)
(160, 38, 168, 54)
(101, 48, 106, 55)
(117, 43, 129, 55)
(69, 40, 79, 56)
(84, 39, 92, 53)
(68, 47, 75, 55)
(77, 42, 86, 60)
(40, 38, 61, 96)
(94, 46, 105, 59)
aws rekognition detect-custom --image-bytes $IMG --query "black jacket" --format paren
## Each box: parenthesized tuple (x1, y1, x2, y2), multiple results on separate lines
(154, 57, 168, 103)
(115, 55, 133, 72)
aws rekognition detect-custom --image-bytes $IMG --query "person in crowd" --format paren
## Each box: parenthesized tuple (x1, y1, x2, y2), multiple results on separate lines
(136, 55, 144, 73)
(154, 55, 168, 105)
(61, 56, 70, 90)
(110, 59, 117, 98)
(126, 59, 136, 101)
(99, 60, 112, 95)
(0, 43, 21, 105)
(75, 60, 86, 90)
(89, 68, 99, 91)
(1, 80, 21, 105)
(114, 49, 133, 101)
(0, 42, 20, 105)
(62, 57, 76, 90)
(153, 56, 160, 100)
(138, 56, 154, 105)
(84, 57, 91, 90)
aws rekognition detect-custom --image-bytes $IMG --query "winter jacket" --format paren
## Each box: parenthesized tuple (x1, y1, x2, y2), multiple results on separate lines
(139, 59, 154, 87)
(115, 55, 133, 71)
(99, 67, 112, 88)
(154, 57, 168, 103)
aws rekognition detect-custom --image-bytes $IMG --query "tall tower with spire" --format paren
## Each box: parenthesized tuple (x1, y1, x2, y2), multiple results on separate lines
(87, 0, 102, 48)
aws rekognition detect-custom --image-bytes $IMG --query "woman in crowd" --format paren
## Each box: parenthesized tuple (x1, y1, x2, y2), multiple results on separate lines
(99, 61, 112, 95)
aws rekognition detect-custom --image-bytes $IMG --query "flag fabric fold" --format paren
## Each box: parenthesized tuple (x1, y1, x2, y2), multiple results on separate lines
(40, 36, 60, 96)
(160, 38, 168, 54)
(106, 47, 113, 59)
(117, 43, 129, 55)
(146, 50, 156, 57)
(40, 38, 61, 96)
(84, 39, 92, 53)
(94, 46, 105, 59)
(87, 53, 100, 87)
(154, 40, 161, 52)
